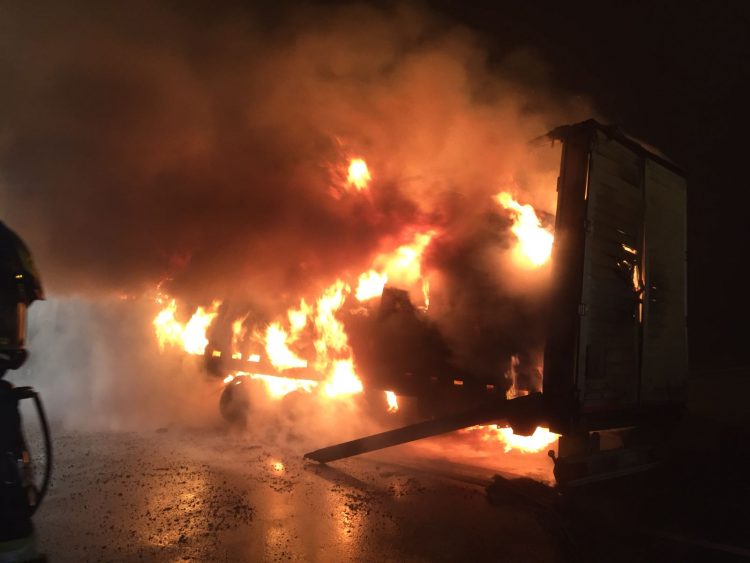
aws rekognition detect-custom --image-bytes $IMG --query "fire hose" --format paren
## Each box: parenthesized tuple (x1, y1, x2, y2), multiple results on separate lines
(14, 386, 53, 515)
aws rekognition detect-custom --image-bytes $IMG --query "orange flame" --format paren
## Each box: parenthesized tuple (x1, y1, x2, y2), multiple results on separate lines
(323, 359, 364, 397)
(384, 390, 398, 412)
(471, 425, 559, 453)
(360, 231, 434, 308)
(381, 232, 433, 287)
(313, 280, 350, 358)
(264, 322, 308, 370)
(227, 372, 317, 399)
(288, 299, 311, 333)
(347, 158, 371, 190)
(496, 192, 553, 268)
(248, 373, 318, 398)
(313, 281, 365, 397)
(239, 280, 366, 400)
(505, 354, 523, 400)
(231, 316, 247, 357)
(153, 299, 220, 355)
(355, 269, 388, 301)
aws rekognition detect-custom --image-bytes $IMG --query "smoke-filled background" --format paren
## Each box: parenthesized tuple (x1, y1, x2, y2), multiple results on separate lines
(0, 1, 587, 435)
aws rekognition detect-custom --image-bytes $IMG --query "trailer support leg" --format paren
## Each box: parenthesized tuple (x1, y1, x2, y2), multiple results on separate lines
(304, 393, 544, 463)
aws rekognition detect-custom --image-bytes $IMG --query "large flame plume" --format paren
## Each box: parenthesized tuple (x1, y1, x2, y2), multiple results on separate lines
(1, 2, 580, 453)
(152, 156, 558, 453)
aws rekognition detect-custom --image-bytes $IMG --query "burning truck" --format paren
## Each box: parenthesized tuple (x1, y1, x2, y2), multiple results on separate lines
(152, 120, 687, 486)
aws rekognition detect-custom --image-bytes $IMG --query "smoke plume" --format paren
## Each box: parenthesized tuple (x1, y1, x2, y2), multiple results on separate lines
(1, 1, 587, 430)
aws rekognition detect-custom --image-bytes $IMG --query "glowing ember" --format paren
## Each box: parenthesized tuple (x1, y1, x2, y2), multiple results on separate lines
(355, 269, 388, 301)
(496, 192, 553, 268)
(632, 264, 641, 292)
(347, 158, 371, 190)
(633, 264, 643, 322)
(384, 390, 398, 412)
(265, 322, 308, 370)
(153, 299, 220, 355)
(472, 425, 559, 453)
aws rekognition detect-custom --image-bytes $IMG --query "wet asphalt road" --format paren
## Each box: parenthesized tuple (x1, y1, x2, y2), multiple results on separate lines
(31, 430, 559, 562)
(27, 412, 750, 563)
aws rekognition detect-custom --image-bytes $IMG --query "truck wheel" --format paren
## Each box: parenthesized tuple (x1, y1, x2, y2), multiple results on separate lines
(219, 379, 250, 427)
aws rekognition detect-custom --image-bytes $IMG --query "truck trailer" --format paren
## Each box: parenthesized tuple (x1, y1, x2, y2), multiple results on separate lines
(211, 120, 689, 486)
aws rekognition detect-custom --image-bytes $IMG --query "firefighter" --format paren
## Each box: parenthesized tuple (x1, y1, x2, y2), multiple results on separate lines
(1, 220, 46, 563)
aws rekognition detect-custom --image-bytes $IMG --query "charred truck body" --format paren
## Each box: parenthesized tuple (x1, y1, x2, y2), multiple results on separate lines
(211, 120, 689, 485)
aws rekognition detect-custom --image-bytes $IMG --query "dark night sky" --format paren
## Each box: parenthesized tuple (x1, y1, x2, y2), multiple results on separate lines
(428, 1, 750, 368)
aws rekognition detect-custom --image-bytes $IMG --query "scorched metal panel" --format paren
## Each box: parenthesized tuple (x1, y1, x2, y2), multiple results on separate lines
(544, 120, 688, 432)
(576, 129, 643, 412)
